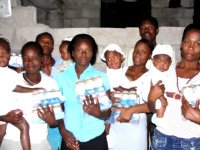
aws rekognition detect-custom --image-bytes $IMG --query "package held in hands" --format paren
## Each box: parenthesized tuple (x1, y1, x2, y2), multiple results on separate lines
(75, 76, 111, 111)
(32, 90, 65, 124)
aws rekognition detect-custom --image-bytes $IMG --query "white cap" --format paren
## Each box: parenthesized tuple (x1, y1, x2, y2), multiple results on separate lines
(63, 37, 73, 41)
(152, 44, 174, 59)
(101, 44, 125, 61)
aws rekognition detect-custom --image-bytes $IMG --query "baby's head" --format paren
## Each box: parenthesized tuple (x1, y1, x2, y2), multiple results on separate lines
(0, 38, 11, 67)
(59, 37, 72, 61)
(101, 44, 125, 69)
(152, 44, 173, 72)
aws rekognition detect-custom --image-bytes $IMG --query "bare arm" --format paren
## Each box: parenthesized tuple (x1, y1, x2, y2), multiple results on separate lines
(58, 119, 79, 150)
(0, 109, 23, 124)
(148, 81, 165, 113)
(14, 85, 44, 93)
(116, 103, 150, 122)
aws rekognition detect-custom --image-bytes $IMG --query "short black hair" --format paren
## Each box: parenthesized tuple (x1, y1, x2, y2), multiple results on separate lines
(21, 41, 43, 57)
(35, 32, 54, 44)
(182, 24, 200, 41)
(136, 39, 154, 55)
(68, 34, 98, 65)
(60, 40, 71, 53)
(0, 38, 11, 53)
(139, 16, 159, 29)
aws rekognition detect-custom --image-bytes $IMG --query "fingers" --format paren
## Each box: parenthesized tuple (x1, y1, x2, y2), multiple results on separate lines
(195, 100, 200, 109)
(64, 132, 79, 150)
(39, 103, 47, 113)
(155, 80, 163, 86)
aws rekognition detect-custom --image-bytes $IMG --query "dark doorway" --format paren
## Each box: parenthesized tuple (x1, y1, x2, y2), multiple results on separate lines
(101, 0, 151, 27)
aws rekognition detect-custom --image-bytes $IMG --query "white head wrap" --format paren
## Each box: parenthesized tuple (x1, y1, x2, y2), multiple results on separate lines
(101, 44, 125, 61)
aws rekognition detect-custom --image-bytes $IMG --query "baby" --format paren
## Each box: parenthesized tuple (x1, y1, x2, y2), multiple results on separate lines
(149, 44, 177, 117)
(56, 37, 73, 72)
(101, 43, 125, 91)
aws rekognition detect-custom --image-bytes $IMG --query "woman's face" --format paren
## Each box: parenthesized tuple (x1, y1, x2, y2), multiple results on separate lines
(181, 29, 200, 61)
(22, 47, 42, 74)
(133, 42, 151, 66)
(72, 39, 93, 67)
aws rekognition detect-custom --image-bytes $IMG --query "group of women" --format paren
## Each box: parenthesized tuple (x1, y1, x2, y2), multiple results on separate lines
(1, 23, 200, 150)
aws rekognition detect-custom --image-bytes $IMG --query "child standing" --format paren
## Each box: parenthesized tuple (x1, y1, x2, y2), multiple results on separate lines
(0, 38, 30, 150)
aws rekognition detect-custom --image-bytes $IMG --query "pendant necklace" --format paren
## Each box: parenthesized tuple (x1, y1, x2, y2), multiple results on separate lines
(23, 73, 40, 86)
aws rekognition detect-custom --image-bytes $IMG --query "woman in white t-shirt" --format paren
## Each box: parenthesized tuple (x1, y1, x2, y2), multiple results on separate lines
(107, 39, 154, 150)
(148, 24, 200, 149)
(1, 41, 59, 150)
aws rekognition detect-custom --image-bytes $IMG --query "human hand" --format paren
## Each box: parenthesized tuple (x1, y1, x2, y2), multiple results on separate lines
(115, 107, 134, 123)
(37, 104, 56, 126)
(83, 95, 101, 118)
(181, 97, 200, 124)
(62, 129, 79, 150)
(148, 80, 165, 102)
(4, 109, 23, 124)
(109, 91, 120, 103)
(159, 96, 168, 108)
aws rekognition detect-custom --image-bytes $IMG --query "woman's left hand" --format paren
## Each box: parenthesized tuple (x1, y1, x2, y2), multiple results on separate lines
(37, 104, 56, 126)
(115, 107, 134, 123)
(181, 97, 200, 124)
(83, 95, 101, 118)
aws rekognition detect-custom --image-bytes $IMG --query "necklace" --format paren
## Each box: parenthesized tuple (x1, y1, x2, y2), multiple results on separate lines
(23, 73, 40, 86)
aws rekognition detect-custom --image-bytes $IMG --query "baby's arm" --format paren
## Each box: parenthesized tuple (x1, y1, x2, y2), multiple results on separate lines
(13, 117, 30, 150)
(13, 85, 44, 93)
(156, 96, 168, 118)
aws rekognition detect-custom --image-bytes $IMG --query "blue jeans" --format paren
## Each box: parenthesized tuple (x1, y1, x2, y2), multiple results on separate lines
(151, 129, 200, 150)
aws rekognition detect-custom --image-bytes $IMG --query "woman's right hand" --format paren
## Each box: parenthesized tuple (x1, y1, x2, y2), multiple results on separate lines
(148, 80, 165, 112)
(3, 109, 23, 124)
(62, 129, 79, 150)
(148, 80, 165, 102)
(181, 98, 200, 124)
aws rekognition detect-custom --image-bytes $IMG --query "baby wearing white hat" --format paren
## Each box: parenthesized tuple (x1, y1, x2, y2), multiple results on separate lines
(101, 44, 126, 89)
(150, 44, 178, 118)
(101, 44, 127, 148)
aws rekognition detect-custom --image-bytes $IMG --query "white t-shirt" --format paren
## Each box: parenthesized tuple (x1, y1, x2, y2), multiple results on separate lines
(0, 67, 18, 120)
(106, 67, 127, 91)
(4, 71, 60, 144)
(155, 72, 200, 138)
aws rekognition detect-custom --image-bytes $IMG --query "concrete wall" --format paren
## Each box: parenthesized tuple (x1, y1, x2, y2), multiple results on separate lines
(0, 5, 184, 72)
(21, 0, 101, 28)
(20, 0, 194, 28)
(151, 0, 194, 26)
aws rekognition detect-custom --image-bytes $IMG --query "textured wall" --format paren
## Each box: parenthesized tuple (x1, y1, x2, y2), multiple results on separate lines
(0, 4, 184, 72)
